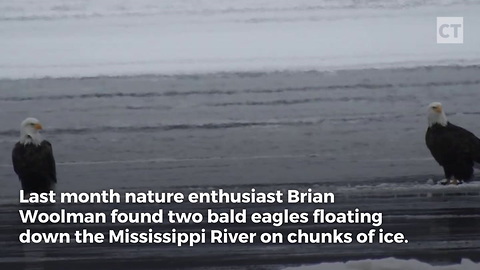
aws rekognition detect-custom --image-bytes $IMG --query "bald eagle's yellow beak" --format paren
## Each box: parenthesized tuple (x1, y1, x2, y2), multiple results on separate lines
(34, 123, 43, 130)
(434, 106, 442, 113)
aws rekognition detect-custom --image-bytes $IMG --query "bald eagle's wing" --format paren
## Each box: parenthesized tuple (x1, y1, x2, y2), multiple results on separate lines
(426, 123, 479, 162)
(12, 140, 57, 192)
(42, 140, 57, 183)
(447, 123, 480, 162)
(12, 142, 26, 177)
(426, 122, 480, 181)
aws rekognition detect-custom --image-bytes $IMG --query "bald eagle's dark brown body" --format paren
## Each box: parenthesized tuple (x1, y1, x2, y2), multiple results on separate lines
(12, 141, 56, 193)
(426, 122, 480, 181)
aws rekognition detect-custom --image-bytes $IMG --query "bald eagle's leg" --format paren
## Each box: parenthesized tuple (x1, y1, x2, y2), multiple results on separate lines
(439, 166, 454, 185)
(443, 166, 453, 181)
(440, 166, 462, 185)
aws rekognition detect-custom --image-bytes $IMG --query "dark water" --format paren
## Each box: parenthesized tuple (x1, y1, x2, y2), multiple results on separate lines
(1, 66, 480, 269)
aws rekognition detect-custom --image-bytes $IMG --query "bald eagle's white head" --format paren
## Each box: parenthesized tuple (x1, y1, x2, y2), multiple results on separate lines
(20, 117, 44, 146)
(428, 102, 448, 127)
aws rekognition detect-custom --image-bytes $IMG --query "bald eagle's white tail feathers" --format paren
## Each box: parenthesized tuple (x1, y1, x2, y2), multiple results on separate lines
(474, 163, 480, 170)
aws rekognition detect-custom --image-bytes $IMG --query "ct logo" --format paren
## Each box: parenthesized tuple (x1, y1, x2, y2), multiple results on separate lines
(437, 17, 464, 44)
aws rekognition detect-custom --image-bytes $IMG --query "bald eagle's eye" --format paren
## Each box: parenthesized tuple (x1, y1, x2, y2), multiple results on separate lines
(30, 123, 35, 126)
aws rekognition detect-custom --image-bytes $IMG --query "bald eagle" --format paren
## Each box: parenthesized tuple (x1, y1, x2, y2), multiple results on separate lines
(12, 118, 57, 193)
(426, 102, 480, 184)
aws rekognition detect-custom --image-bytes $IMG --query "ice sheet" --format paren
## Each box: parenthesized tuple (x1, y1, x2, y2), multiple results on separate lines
(1, 0, 479, 79)
(284, 257, 479, 270)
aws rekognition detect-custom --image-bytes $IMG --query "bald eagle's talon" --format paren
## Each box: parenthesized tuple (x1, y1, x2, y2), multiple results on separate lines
(439, 179, 449, 185)
(449, 179, 459, 185)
